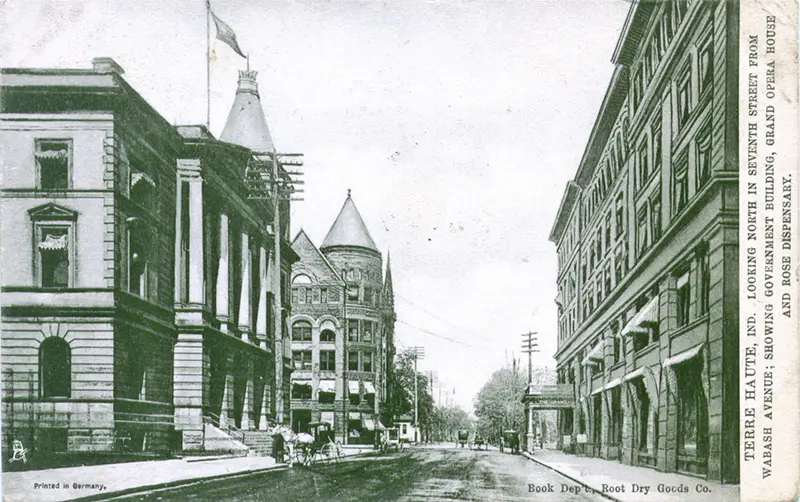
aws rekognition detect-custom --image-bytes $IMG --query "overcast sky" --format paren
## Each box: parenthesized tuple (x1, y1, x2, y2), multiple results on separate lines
(2, 0, 630, 412)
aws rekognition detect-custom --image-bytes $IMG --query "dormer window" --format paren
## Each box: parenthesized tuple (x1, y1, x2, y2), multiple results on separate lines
(36, 139, 71, 190)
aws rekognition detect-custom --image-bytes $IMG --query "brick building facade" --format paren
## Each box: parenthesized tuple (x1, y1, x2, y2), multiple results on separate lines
(289, 194, 396, 444)
(549, 0, 738, 484)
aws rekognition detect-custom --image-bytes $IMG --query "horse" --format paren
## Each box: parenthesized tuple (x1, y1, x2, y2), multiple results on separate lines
(269, 425, 314, 467)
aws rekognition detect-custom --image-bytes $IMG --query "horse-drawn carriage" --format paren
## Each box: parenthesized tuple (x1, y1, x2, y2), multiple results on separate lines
(500, 430, 520, 454)
(471, 435, 487, 451)
(377, 427, 403, 453)
(456, 429, 469, 448)
(271, 421, 342, 467)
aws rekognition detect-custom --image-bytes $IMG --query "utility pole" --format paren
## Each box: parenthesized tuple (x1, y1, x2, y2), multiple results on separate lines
(521, 332, 539, 452)
(408, 346, 425, 442)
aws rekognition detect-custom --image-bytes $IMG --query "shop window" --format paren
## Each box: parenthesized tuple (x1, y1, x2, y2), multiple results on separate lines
(677, 358, 709, 462)
(36, 139, 71, 190)
(348, 351, 359, 371)
(292, 321, 312, 341)
(40, 338, 71, 398)
(676, 271, 691, 327)
(610, 387, 623, 445)
(673, 149, 689, 214)
(320, 350, 335, 371)
(38, 227, 70, 288)
(634, 379, 650, 452)
(696, 121, 712, 189)
(348, 320, 359, 342)
(320, 329, 336, 343)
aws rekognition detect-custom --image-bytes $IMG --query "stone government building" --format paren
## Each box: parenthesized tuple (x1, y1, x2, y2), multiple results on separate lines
(289, 194, 396, 444)
(545, 0, 738, 484)
(0, 58, 299, 457)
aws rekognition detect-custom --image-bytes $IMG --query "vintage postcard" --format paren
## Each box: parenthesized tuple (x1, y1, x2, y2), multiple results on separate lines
(0, 0, 798, 501)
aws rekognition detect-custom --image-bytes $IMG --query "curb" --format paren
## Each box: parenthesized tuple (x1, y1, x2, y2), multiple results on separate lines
(521, 452, 622, 502)
(69, 463, 290, 501)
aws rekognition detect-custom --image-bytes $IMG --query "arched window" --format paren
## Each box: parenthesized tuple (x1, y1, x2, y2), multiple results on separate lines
(292, 274, 312, 284)
(292, 320, 312, 341)
(40, 338, 71, 398)
(320, 329, 336, 343)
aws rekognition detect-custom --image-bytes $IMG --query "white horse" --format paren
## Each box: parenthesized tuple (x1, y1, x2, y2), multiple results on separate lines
(270, 425, 314, 467)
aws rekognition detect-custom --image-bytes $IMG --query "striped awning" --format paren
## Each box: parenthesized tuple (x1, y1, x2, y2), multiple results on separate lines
(621, 296, 659, 336)
(39, 234, 68, 250)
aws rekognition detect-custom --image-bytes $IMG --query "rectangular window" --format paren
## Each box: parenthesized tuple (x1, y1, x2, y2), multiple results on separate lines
(696, 121, 712, 189)
(363, 321, 373, 343)
(36, 140, 71, 190)
(320, 350, 335, 371)
(347, 285, 359, 302)
(605, 213, 612, 250)
(348, 319, 359, 342)
(293, 350, 312, 370)
(677, 66, 692, 130)
(362, 353, 373, 372)
(652, 117, 662, 172)
(291, 288, 299, 304)
(305, 288, 313, 304)
(615, 253, 623, 284)
(364, 287, 373, 305)
(129, 230, 148, 297)
(637, 141, 649, 189)
(637, 208, 649, 258)
(698, 38, 713, 95)
(348, 351, 359, 371)
(698, 250, 711, 315)
(650, 193, 662, 242)
(39, 227, 70, 288)
(673, 149, 689, 213)
(676, 271, 691, 327)
(320, 287, 328, 303)
(615, 193, 625, 238)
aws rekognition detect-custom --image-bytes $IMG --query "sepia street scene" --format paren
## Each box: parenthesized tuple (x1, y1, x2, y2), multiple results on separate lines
(1, 1, 744, 501)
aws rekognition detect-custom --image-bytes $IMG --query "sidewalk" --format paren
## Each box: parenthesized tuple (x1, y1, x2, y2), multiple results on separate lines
(523, 450, 739, 502)
(2, 455, 282, 502)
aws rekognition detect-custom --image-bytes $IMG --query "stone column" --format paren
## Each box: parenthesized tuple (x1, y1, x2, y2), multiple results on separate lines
(216, 213, 231, 332)
(238, 230, 252, 337)
(259, 383, 270, 431)
(188, 177, 204, 304)
(256, 244, 270, 347)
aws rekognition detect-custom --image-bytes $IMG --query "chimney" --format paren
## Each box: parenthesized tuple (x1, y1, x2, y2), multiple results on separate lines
(236, 69, 259, 97)
(92, 57, 125, 75)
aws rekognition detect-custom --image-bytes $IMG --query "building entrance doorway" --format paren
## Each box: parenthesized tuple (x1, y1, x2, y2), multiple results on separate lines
(292, 409, 311, 434)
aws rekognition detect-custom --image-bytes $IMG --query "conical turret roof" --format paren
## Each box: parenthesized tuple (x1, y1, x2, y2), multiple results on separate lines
(321, 192, 378, 252)
(220, 69, 275, 152)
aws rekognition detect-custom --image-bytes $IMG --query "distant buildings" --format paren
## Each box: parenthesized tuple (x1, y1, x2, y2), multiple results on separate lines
(289, 193, 396, 444)
(548, 1, 738, 484)
(0, 58, 297, 457)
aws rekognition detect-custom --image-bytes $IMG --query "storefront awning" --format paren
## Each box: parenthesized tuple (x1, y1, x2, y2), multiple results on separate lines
(621, 296, 659, 336)
(664, 343, 704, 367)
(348, 381, 360, 394)
(363, 418, 376, 430)
(363, 382, 376, 394)
(348, 411, 361, 420)
(321, 411, 335, 424)
(131, 171, 157, 188)
(581, 343, 603, 366)
(293, 379, 311, 388)
(623, 367, 645, 382)
(318, 380, 336, 393)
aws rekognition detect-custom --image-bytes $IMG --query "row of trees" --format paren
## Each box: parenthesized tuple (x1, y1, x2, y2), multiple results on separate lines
(473, 363, 556, 445)
(382, 351, 472, 441)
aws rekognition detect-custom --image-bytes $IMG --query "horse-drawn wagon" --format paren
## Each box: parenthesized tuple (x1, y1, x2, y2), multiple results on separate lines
(456, 429, 469, 448)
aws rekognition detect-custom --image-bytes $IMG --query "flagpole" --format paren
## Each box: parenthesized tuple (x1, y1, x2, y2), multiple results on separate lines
(206, 0, 211, 130)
